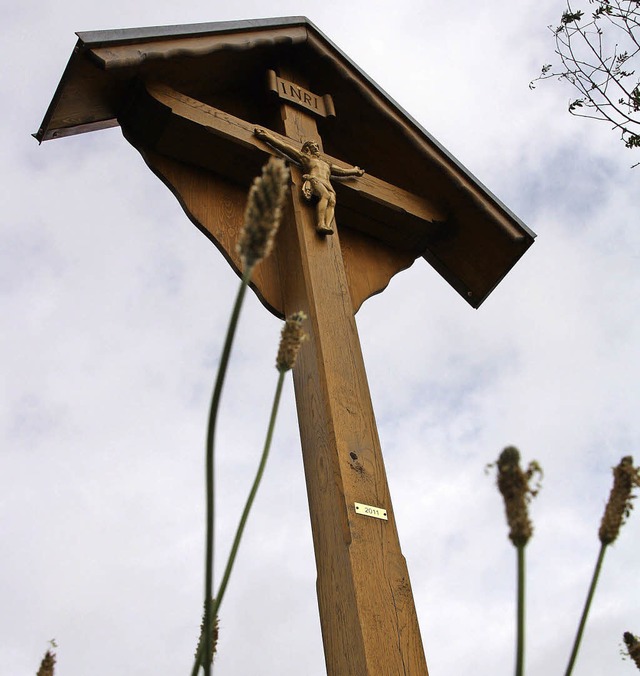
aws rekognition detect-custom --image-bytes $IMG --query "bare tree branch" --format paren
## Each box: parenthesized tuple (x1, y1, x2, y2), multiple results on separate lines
(531, 0, 640, 160)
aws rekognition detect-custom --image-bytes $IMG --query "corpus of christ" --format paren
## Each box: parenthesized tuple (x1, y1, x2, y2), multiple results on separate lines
(37, 16, 535, 675)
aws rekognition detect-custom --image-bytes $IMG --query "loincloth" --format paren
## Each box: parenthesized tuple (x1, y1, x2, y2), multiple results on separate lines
(302, 174, 334, 199)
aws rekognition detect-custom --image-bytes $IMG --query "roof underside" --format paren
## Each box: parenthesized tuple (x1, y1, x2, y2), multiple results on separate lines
(36, 16, 535, 308)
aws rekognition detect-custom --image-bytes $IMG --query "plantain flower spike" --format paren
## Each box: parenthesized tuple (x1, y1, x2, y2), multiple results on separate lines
(495, 446, 542, 547)
(276, 311, 308, 372)
(624, 632, 640, 670)
(598, 456, 640, 545)
(237, 157, 290, 269)
(36, 650, 56, 676)
(195, 599, 219, 665)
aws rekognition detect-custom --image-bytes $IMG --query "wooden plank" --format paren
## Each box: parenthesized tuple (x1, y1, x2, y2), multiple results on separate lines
(276, 91, 429, 675)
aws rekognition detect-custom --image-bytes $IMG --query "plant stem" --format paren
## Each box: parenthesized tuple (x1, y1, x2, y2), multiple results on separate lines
(192, 361, 286, 675)
(564, 543, 608, 676)
(191, 599, 214, 676)
(515, 544, 526, 676)
(212, 369, 286, 618)
(195, 266, 253, 676)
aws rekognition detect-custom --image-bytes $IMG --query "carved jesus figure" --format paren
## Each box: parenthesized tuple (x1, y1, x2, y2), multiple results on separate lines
(254, 127, 364, 235)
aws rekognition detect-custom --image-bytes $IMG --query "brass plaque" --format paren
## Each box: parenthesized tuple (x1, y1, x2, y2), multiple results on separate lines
(354, 502, 388, 521)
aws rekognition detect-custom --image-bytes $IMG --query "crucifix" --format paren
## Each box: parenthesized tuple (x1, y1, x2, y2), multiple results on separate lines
(36, 17, 535, 675)
(253, 126, 364, 234)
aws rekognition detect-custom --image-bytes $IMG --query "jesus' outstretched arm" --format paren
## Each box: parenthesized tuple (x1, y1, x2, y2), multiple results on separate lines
(330, 164, 365, 178)
(254, 128, 303, 164)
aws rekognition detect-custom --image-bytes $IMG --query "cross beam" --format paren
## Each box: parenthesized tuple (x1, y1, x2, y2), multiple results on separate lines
(120, 81, 446, 253)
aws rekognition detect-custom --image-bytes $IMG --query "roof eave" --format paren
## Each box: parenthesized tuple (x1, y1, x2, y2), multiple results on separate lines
(75, 15, 312, 48)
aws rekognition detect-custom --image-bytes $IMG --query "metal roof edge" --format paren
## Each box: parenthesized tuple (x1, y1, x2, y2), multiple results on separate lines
(75, 16, 311, 47)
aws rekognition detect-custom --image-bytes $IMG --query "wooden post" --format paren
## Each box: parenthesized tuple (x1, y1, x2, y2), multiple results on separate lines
(276, 96, 429, 675)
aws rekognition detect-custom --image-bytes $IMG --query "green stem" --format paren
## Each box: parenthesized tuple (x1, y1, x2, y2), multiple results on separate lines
(192, 368, 286, 675)
(191, 647, 201, 676)
(212, 369, 286, 619)
(191, 599, 214, 676)
(193, 266, 253, 676)
(515, 544, 526, 676)
(564, 543, 608, 676)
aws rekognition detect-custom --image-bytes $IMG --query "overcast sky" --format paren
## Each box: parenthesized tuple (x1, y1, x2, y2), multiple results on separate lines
(2, 1, 639, 675)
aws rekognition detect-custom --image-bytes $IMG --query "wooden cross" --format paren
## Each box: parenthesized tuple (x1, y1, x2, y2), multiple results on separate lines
(129, 73, 432, 674)
(37, 18, 535, 675)
(260, 79, 428, 675)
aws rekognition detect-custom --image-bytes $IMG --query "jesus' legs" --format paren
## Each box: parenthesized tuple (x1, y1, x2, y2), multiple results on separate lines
(312, 181, 336, 235)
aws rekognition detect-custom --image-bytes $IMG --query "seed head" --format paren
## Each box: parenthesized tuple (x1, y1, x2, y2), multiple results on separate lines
(623, 632, 640, 669)
(237, 158, 289, 269)
(36, 650, 56, 676)
(599, 456, 640, 545)
(195, 599, 219, 665)
(494, 446, 542, 547)
(276, 311, 308, 372)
